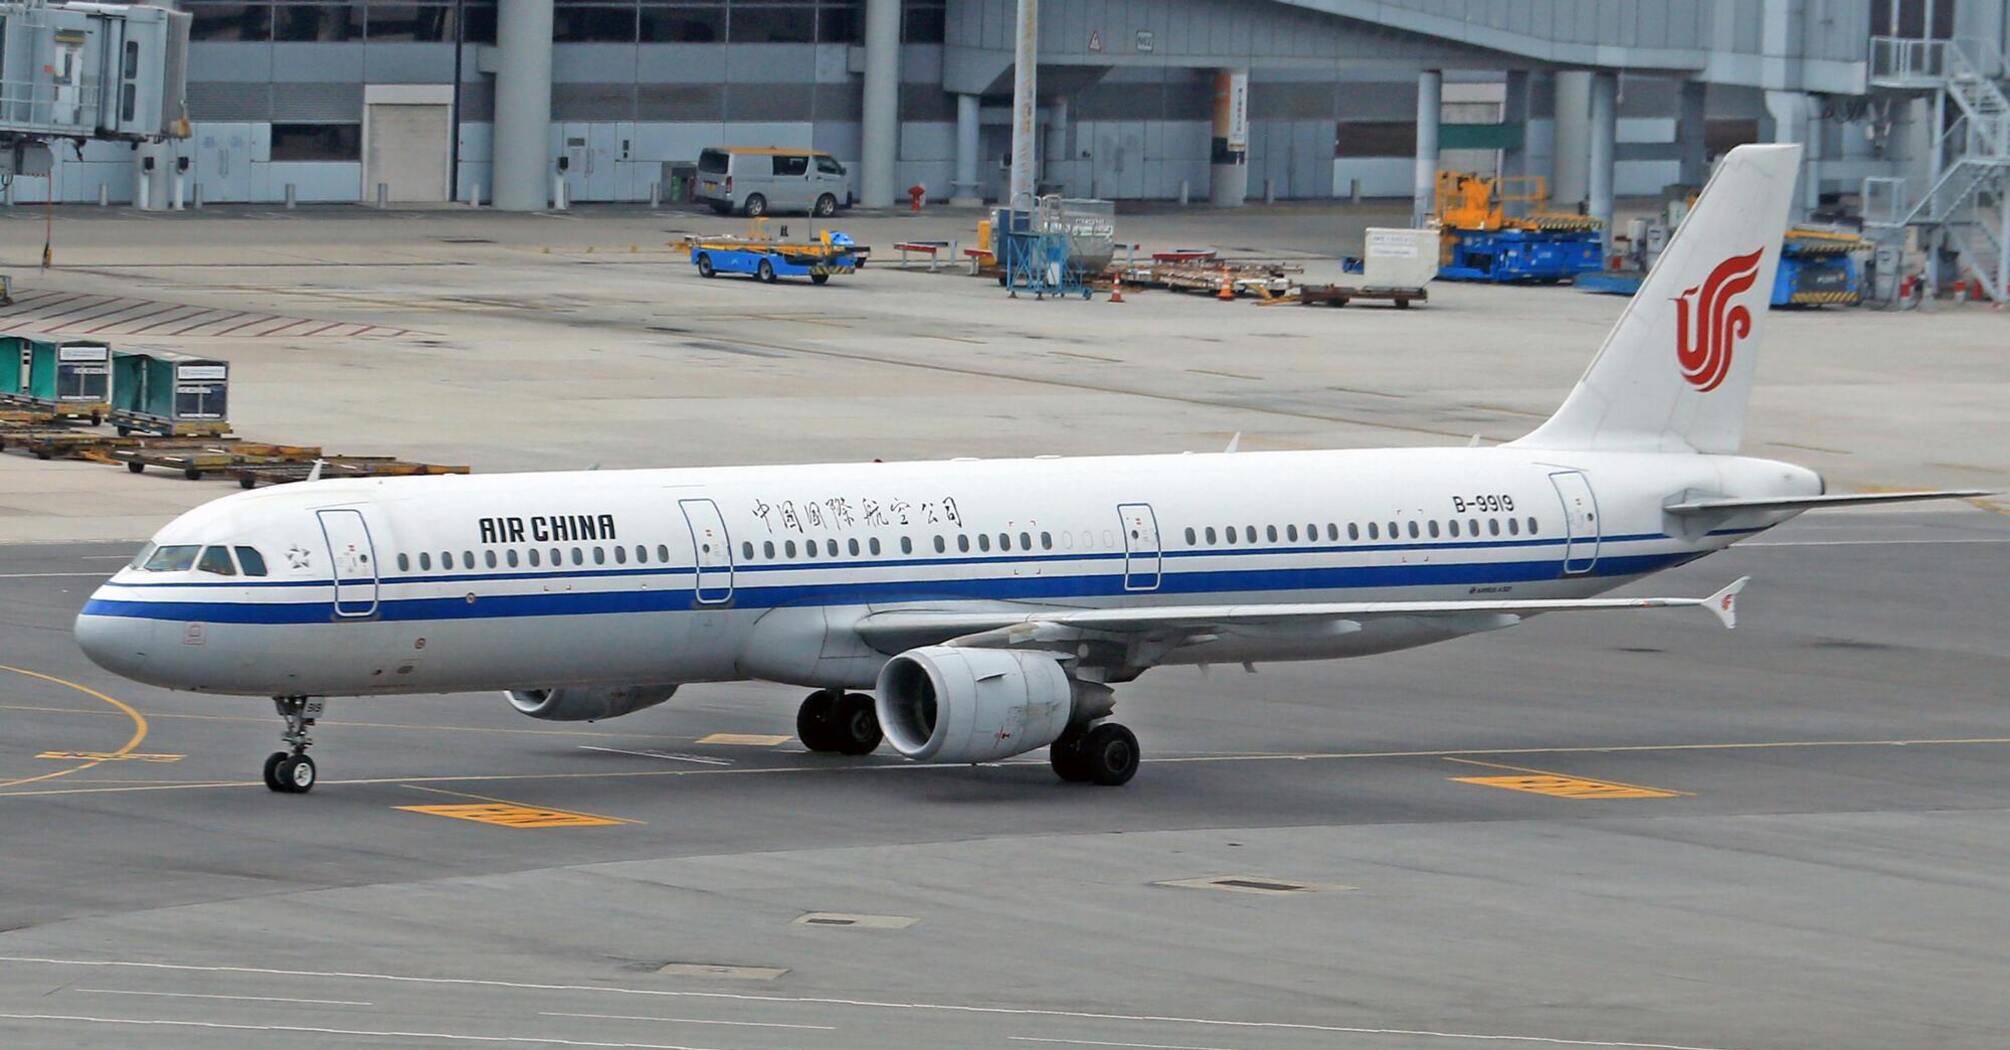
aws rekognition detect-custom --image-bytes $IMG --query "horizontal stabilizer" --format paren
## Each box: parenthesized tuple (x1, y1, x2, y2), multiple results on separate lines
(1665, 490, 1992, 516)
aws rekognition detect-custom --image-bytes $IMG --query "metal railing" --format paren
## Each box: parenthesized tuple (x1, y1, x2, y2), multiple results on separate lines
(0, 77, 103, 135)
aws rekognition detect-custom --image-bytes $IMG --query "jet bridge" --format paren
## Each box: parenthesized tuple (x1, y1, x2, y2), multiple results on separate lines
(0, 0, 189, 176)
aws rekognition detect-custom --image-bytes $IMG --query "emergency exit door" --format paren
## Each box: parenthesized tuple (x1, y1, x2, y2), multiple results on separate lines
(680, 499, 733, 604)
(1118, 503, 1161, 591)
(316, 509, 379, 618)
(1549, 471, 1601, 575)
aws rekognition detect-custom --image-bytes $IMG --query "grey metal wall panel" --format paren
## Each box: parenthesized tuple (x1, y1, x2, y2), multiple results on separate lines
(1250, 81, 1335, 120)
(555, 45, 639, 84)
(813, 83, 862, 122)
(269, 82, 362, 121)
(457, 82, 494, 122)
(1076, 81, 1164, 120)
(899, 83, 957, 121)
(553, 84, 636, 121)
(269, 43, 363, 82)
(637, 45, 724, 83)
(363, 44, 456, 83)
(725, 44, 819, 83)
(635, 84, 722, 121)
(187, 82, 271, 121)
(189, 43, 273, 83)
(725, 83, 814, 122)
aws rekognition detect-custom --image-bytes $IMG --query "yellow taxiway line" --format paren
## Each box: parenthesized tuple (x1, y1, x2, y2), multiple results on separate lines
(0, 665, 148, 790)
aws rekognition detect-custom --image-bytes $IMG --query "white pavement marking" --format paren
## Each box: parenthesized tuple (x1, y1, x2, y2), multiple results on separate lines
(0, 958, 1748, 1050)
(1013, 1031, 1744, 1050)
(1012, 1038, 1240, 1050)
(577, 746, 733, 766)
(539, 1012, 833, 1031)
(0, 572, 110, 579)
(0, 1013, 734, 1049)
(76, 988, 374, 1007)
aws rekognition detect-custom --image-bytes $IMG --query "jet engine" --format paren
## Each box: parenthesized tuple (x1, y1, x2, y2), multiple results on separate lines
(505, 684, 678, 722)
(874, 647, 1112, 764)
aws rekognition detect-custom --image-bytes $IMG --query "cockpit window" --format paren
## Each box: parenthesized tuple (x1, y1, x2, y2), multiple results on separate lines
(196, 546, 238, 576)
(128, 543, 158, 569)
(235, 546, 268, 577)
(142, 545, 201, 572)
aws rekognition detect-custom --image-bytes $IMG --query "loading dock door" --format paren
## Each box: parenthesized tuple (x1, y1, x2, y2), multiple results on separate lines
(365, 103, 449, 202)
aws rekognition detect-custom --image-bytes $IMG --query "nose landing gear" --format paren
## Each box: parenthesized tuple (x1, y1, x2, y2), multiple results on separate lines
(264, 696, 323, 793)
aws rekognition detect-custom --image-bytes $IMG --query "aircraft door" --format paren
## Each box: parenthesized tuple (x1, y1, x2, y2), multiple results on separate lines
(1117, 503, 1161, 591)
(679, 498, 733, 604)
(1548, 471, 1600, 575)
(316, 508, 380, 617)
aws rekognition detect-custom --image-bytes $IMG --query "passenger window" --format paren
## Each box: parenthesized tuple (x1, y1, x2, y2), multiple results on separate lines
(932, 536, 945, 553)
(958, 534, 970, 552)
(1527, 517, 1539, 535)
(1224, 526, 1237, 544)
(657, 544, 669, 562)
(870, 537, 882, 555)
(143, 545, 201, 572)
(764, 541, 776, 559)
(398, 553, 411, 572)
(1244, 526, 1256, 543)
(998, 533, 1011, 551)
(742, 542, 756, 559)
(1447, 520, 1460, 537)
(1487, 519, 1500, 536)
(417, 552, 431, 571)
(1407, 522, 1420, 539)
(528, 549, 541, 567)
(235, 546, 269, 576)
(785, 540, 797, 557)
(1347, 523, 1359, 541)
(1508, 518, 1520, 536)
(629, 545, 643, 563)
(199, 546, 239, 575)
(1368, 522, 1380, 540)
(848, 538, 861, 556)
(614, 546, 627, 564)
(547, 548, 558, 566)
(1427, 521, 1440, 538)
(1386, 521, 1398, 538)
(979, 534, 992, 551)
(1019, 531, 1031, 550)
(1040, 532, 1052, 549)
(1327, 523, 1339, 541)
(593, 547, 606, 564)
(1266, 525, 1278, 542)
(1286, 525, 1298, 542)
(900, 536, 912, 554)
(1204, 527, 1216, 544)
(485, 551, 498, 568)
(505, 549, 520, 567)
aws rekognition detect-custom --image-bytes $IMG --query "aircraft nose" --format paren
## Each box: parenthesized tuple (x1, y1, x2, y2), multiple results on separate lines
(74, 602, 153, 681)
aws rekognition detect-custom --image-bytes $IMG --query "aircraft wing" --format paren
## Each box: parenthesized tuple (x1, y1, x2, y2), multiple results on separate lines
(1664, 490, 1991, 515)
(856, 577, 1749, 655)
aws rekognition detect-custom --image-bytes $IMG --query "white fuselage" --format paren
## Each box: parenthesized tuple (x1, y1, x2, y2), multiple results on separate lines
(74, 446, 1820, 697)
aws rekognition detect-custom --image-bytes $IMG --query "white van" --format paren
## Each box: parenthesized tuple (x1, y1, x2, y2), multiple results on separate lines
(695, 147, 852, 217)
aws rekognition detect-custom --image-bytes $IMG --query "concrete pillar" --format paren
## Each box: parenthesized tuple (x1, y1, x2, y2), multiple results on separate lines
(1210, 68, 1249, 208)
(1007, 0, 1038, 210)
(1587, 71, 1616, 247)
(1676, 79, 1708, 188)
(1500, 69, 1530, 184)
(859, 0, 900, 208)
(1411, 68, 1440, 226)
(1044, 96, 1068, 194)
(951, 93, 982, 206)
(1551, 70, 1591, 206)
(1765, 89, 1815, 221)
(491, 0, 553, 211)
(133, 140, 172, 211)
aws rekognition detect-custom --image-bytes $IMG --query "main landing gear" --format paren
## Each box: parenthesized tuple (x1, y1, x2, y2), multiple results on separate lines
(264, 696, 323, 793)
(796, 688, 883, 755)
(1048, 721, 1140, 786)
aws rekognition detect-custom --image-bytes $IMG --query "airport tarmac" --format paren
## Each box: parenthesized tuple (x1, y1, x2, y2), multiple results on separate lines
(3, 507, 2009, 1050)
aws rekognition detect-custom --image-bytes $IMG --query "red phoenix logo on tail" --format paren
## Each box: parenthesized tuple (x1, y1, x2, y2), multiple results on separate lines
(1675, 249, 1764, 393)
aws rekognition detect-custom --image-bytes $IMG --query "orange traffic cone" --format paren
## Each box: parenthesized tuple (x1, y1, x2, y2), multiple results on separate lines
(1109, 274, 1125, 303)
(1217, 267, 1236, 301)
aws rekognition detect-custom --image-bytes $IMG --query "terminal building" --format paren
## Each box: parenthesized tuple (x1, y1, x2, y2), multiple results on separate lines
(15, 0, 2010, 232)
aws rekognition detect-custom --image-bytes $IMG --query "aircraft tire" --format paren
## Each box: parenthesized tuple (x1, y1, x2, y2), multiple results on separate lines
(797, 691, 840, 752)
(1048, 727, 1092, 782)
(277, 754, 316, 793)
(263, 751, 290, 792)
(833, 693, 883, 755)
(1080, 723, 1139, 786)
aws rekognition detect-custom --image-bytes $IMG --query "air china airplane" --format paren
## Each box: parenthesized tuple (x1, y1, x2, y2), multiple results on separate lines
(75, 144, 1982, 794)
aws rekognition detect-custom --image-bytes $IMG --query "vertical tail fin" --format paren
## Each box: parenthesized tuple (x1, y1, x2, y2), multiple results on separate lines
(1512, 144, 1802, 455)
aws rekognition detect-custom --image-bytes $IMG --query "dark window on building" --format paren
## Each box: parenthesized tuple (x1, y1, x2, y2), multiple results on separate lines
(275, 3, 362, 41)
(463, 0, 497, 42)
(1334, 121, 1415, 158)
(902, 0, 944, 42)
(270, 123, 361, 161)
(640, 6, 721, 42)
(367, 4, 454, 42)
(730, 5, 814, 42)
(817, 1, 859, 43)
(186, 3, 274, 42)
(554, 6, 635, 42)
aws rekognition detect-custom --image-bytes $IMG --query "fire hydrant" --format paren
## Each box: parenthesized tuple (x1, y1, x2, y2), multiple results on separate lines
(907, 184, 927, 212)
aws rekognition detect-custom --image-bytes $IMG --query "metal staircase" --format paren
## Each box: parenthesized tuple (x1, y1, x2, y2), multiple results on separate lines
(1866, 36, 2010, 303)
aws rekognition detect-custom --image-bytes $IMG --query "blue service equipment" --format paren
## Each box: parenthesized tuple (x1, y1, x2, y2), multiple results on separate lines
(1437, 228, 1605, 283)
(1772, 241, 1861, 306)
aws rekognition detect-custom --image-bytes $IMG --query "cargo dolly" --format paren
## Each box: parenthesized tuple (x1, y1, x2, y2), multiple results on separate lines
(687, 230, 867, 285)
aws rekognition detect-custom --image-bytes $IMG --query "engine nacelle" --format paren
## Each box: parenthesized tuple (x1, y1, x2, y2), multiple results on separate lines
(875, 647, 1111, 764)
(505, 684, 678, 722)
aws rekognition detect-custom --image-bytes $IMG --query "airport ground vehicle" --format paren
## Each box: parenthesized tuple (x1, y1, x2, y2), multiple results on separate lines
(687, 231, 866, 285)
(695, 147, 851, 217)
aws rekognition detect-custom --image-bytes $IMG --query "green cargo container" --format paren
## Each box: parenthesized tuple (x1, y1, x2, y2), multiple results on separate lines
(0, 336, 111, 421)
(110, 348, 230, 435)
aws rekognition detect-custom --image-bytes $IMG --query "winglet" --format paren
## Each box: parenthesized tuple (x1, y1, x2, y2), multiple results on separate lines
(1223, 432, 1241, 454)
(1703, 576, 1749, 629)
